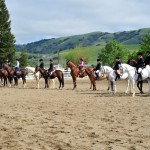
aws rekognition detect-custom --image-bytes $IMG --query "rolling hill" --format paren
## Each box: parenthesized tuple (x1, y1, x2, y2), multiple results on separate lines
(15, 28, 150, 54)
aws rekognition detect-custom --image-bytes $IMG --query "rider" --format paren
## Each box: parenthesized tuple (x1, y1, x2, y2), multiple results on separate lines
(127, 57, 137, 67)
(48, 59, 54, 77)
(15, 58, 20, 73)
(136, 52, 144, 81)
(78, 58, 84, 70)
(94, 59, 101, 79)
(39, 59, 44, 69)
(8, 60, 11, 67)
(113, 56, 121, 81)
(144, 50, 150, 67)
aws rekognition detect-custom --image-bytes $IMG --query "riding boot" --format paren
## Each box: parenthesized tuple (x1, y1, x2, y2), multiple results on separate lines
(95, 73, 99, 80)
(115, 74, 120, 81)
(137, 73, 142, 81)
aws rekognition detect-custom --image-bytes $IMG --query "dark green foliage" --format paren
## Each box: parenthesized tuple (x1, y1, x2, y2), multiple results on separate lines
(0, 0, 15, 67)
(19, 49, 28, 67)
(140, 33, 150, 55)
(98, 40, 129, 66)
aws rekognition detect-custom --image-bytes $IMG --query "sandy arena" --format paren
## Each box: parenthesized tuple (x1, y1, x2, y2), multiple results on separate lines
(0, 78, 150, 150)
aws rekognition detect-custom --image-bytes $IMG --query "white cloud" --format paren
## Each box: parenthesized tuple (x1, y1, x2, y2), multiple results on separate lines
(5, 0, 150, 44)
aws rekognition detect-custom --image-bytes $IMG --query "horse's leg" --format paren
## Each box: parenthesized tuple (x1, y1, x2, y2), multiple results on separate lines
(125, 79, 130, 94)
(22, 76, 26, 88)
(72, 77, 77, 89)
(45, 78, 48, 88)
(53, 79, 55, 88)
(90, 77, 96, 91)
(131, 80, 135, 97)
(58, 77, 62, 88)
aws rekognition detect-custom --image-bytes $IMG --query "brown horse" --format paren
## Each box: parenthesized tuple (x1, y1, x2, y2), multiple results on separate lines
(66, 60, 97, 90)
(78, 66, 97, 90)
(0, 69, 11, 86)
(35, 66, 64, 88)
(66, 60, 79, 89)
(3, 64, 27, 87)
(50, 70, 64, 88)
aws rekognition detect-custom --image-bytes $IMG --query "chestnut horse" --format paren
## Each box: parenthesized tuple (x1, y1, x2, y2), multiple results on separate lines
(3, 64, 27, 87)
(66, 60, 97, 90)
(66, 60, 79, 89)
(35, 66, 64, 88)
(0, 69, 11, 87)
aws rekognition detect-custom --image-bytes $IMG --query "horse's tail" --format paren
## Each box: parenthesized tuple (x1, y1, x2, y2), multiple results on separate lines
(62, 72, 64, 88)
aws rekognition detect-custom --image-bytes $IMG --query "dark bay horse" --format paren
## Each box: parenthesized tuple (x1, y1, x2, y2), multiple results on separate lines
(3, 64, 27, 87)
(66, 60, 97, 90)
(35, 66, 64, 88)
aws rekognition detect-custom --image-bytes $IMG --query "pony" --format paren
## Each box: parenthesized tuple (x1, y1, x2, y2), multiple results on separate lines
(34, 66, 64, 89)
(3, 64, 27, 88)
(101, 65, 128, 94)
(119, 63, 150, 96)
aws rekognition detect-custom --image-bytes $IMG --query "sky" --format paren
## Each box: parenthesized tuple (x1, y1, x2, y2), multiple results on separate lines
(5, 0, 150, 44)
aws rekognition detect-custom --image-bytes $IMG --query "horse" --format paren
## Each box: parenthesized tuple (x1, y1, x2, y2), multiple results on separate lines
(119, 64, 150, 96)
(4, 64, 27, 88)
(101, 65, 128, 94)
(127, 58, 144, 94)
(0, 69, 11, 87)
(78, 66, 97, 90)
(66, 60, 79, 89)
(26, 67, 55, 89)
(66, 60, 95, 90)
(49, 69, 64, 88)
(34, 66, 64, 89)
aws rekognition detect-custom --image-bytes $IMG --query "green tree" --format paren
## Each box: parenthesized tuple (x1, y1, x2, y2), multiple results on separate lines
(98, 40, 129, 66)
(0, 0, 16, 67)
(140, 33, 150, 56)
(64, 46, 89, 65)
(19, 49, 28, 67)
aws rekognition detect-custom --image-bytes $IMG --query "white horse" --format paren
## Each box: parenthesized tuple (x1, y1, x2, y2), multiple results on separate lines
(25, 66, 55, 89)
(101, 65, 128, 94)
(119, 64, 150, 97)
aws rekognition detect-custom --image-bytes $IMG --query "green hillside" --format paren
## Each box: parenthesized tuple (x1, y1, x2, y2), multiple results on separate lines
(15, 28, 150, 54)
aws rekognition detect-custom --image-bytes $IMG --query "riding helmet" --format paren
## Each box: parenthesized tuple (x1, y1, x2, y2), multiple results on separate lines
(39, 59, 43, 61)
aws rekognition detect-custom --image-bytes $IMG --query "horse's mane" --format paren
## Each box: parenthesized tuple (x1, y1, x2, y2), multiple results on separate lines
(67, 60, 77, 68)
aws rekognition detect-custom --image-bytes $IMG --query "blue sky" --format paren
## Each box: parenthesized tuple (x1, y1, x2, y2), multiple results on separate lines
(6, 0, 150, 44)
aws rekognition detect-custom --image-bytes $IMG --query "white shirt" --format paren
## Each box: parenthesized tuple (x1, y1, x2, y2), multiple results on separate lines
(15, 61, 20, 68)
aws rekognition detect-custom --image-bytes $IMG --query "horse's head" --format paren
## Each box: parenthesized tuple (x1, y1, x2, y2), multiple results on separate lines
(66, 60, 76, 69)
(4, 63, 11, 71)
(34, 65, 41, 73)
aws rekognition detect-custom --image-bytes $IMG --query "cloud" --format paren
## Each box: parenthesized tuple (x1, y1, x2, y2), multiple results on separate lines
(5, 0, 150, 44)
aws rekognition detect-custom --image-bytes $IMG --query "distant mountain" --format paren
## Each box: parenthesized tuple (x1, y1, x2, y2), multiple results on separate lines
(15, 28, 150, 54)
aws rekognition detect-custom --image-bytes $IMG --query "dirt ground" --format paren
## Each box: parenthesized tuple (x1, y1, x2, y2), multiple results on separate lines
(0, 78, 150, 150)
